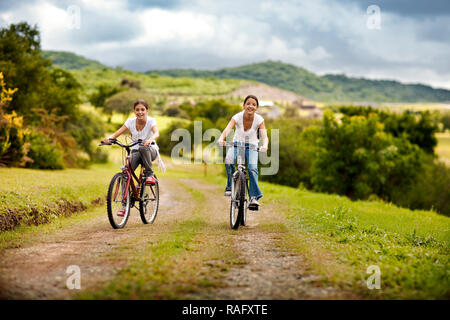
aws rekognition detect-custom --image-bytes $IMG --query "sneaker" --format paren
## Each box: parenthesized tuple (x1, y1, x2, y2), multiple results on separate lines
(248, 197, 260, 210)
(117, 208, 126, 217)
(224, 187, 231, 196)
(145, 175, 156, 184)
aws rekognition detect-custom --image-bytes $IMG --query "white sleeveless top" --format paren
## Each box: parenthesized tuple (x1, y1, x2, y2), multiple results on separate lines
(124, 116, 157, 150)
(232, 111, 264, 145)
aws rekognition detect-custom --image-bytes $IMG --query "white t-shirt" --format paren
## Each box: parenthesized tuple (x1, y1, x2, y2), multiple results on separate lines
(232, 111, 264, 145)
(124, 116, 157, 150)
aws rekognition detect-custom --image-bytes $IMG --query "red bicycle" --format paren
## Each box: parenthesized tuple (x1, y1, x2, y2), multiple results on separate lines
(100, 138, 159, 229)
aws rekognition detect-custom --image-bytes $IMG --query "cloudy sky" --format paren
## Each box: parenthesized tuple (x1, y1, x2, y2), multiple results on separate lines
(1, 0, 450, 89)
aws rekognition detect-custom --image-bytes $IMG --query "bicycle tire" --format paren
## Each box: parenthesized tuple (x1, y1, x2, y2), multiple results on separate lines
(139, 178, 159, 224)
(230, 171, 245, 229)
(240, 176, 248, 226)
(107, 172, 131, 229)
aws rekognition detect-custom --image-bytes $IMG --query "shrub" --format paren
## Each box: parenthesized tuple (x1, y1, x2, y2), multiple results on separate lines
(338, 106, 438, 154)
(0, 72, 29, 167)
(390, 158, 450, 216)
(441, 111, 450, 131)
(25, 131, 65, 169)
(0, 110, 30, 167)
(261, 118, 319, 188)
(311, 111, 424, 201)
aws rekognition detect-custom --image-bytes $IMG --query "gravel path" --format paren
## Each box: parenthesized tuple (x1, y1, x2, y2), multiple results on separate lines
(0, 178, 190, 299)
(0, 176, 355, 299)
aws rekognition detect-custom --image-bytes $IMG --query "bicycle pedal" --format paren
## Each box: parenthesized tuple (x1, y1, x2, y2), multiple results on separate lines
(248, 205, 259, 211)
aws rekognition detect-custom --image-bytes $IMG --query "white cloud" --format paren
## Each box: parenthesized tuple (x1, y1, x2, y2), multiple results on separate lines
(0, 0, 449, 89)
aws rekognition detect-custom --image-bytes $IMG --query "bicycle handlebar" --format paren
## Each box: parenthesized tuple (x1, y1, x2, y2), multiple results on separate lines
(220, 142, 262, 152)
(99, 138, 142, 148)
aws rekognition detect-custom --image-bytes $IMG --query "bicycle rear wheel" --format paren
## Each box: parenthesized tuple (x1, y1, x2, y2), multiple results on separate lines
(230, 171, 245, 229)
(139, 177, 159, 224)
(107, 173, 131, 229)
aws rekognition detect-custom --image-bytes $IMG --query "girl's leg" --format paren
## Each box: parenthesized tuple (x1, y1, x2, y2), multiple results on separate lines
(130, 151, 142, 172)
(224, 146, 236, 189)
(246, 148, 263, 200)
(138, 145, 157, 176)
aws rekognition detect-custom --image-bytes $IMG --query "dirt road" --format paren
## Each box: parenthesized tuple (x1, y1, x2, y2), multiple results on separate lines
(0, 176, 354, 299)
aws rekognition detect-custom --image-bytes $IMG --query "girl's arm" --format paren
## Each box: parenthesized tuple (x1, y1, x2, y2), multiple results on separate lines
(103, 125, 128, 144)
(217, 119, 236, 145)
(144, 125, 159, 146)
(259, 122, 268, 152)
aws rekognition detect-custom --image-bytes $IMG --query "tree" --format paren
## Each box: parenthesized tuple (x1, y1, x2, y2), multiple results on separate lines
(0, 72, 30, 167)
(0, 22, 104, 168)
(88, 83, 122, 122)
(440, 112, 450, 131)
(311, 111, 424, 200)
(104, 88, 154, 121)
(339, 105, 438, 154)
(261, 118, 318, 188)
(0, 22, 50, 118)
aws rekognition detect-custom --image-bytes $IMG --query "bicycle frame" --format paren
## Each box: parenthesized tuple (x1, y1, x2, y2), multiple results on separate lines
(104, 138, 146, 204)
(121, 155, 145, 203)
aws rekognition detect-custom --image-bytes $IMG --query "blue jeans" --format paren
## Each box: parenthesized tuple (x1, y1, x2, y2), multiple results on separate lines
(225, 142, 263, 200)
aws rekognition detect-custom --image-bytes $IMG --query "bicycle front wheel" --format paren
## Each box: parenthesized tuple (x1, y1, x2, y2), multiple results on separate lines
(240, 180, 249, 226)
(107, 173, 131, 229)
(139, 178, 159, 224)
(230, 171, 245, 230)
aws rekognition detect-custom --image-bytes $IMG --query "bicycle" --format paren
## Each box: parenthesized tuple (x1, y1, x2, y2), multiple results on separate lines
(222, 142, 261, 230)
(99, 138, 159, 229)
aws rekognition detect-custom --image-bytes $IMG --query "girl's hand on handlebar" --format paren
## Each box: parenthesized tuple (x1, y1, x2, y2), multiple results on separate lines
(143, 139, 153, 147)
(102, 137, 113, 145)
(217, 138, 226, 146)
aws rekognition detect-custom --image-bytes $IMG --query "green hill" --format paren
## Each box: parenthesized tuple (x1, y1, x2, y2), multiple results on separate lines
(42, 50, 450, 103)
(147, 60, 450, 103)
(42, 50, 108, 70)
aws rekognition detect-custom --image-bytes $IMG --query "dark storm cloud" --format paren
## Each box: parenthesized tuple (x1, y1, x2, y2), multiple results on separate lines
(69, 8, 140, 44)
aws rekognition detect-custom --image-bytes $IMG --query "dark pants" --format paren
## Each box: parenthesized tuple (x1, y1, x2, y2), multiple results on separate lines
(130, 145, 157, 177)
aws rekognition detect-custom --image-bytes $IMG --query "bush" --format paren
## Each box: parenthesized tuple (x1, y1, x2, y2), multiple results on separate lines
(162, 106, 189, 119)
(338, 106, 438, 154)
(0, 72, 29, 167)
(441, 111, 450, 131)
(261, 118, 319, 188)
(0, 110, 30, 167)
(311, 111, 424, 201)
(390, 158, 450, 216)
(25, 131, 65, 169)
(66, 109, 106, 161)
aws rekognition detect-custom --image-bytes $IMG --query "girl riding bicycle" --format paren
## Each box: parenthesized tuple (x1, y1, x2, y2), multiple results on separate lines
(102, 99, 161, 206)
(217, 95, 268, 210)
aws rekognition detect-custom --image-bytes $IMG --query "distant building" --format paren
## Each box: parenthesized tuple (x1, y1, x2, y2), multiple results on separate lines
(293, 99, 323, 119)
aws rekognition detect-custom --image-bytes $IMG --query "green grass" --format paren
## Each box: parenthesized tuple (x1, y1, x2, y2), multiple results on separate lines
(0, 163, 117, 232)
(1, 156, 448, 299)
(262, 184, 450, 299)
(176, 162, 450, 299)
(0, 205, 106, 251)
(70, 68, 249, 99)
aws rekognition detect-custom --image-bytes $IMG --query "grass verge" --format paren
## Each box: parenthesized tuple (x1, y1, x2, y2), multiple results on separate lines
(0, 163, 117, 231)
(173, 161, 450, 299)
